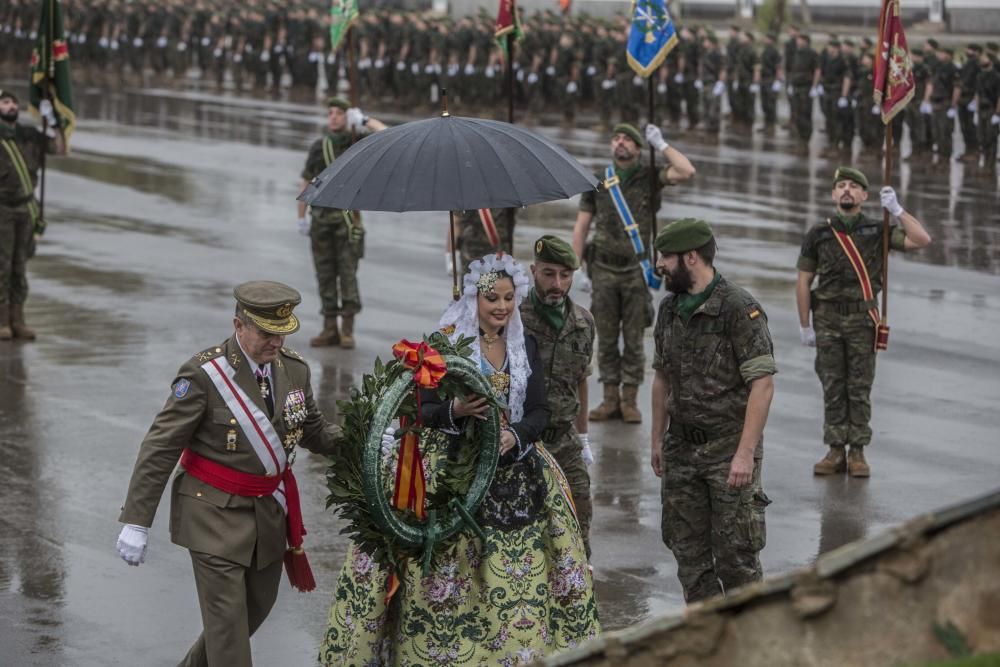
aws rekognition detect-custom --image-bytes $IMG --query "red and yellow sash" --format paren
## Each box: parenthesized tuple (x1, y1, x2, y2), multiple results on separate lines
(828, 221, 881, 342)
(477, 209, 501, 248)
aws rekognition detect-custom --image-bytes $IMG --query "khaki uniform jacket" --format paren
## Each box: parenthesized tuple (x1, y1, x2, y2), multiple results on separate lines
(118, 337, 337, 569)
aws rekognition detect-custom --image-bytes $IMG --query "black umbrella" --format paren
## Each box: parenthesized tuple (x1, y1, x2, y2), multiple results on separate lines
(297, 114, 598, 212)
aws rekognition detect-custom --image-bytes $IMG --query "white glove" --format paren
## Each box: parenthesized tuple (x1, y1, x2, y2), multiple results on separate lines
(992, 113, 1000, 126)
(837, 96, 849, 109)
(787, 84, 794, 96)
(880, 186, 904, 217)
(633, 75, 644, 87)
(799, 326, 816, 347)
(657, 82, 667, 94)
(732, 81, 739, 91)
(817, 83, 826, 96)
(809, 85, 821, 99)
(644, 123, 668, 152)
(871, 104, 881, 115)
(579, 433, 594, 467)
(946, 106, 957, 119)
(38, 99, 56, 123)
(445, 252, 454, 276)
(694, 79, 703, 91)
(117, 524, 148, 566)
(600, 79, 616, 90)
(380, 426, 397, 455)
(464, 63, 475, 76)
(749, 83, 761, 94)
(345, 107, 365, 131)
(297, 217, 310, 236)
(919, 100, 932, 115)
(712, 80, 725, 97)
(967, 100, 976, 112)
(527, 72, 539, 85)
(574, 269, 592, 293)
(772, 80, 783, 93)
(545, 65, 556, 76)
(566, 81, 578, 94)
(673, 72, 684, 84)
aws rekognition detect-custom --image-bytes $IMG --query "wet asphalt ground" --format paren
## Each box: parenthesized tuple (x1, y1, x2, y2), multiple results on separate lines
(0, 80, 998, 665)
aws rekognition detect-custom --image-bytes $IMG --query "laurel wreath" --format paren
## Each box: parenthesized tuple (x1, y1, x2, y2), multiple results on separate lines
(325, 332, 502, 575)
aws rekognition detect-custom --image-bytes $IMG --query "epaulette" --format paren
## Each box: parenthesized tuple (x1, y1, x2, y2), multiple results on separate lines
(193, 345, 225, 364)
(280, 347, 305, 362)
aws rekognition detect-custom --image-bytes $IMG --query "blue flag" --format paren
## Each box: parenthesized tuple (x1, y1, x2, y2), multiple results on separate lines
(626, 0, 678, 78)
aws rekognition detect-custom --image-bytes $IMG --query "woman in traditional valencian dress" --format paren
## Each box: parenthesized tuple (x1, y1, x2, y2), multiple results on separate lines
(320, 253, 599, 666)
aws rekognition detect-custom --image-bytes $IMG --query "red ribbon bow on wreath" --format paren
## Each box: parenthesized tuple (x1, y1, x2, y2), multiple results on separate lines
(392, 340, 447, 388)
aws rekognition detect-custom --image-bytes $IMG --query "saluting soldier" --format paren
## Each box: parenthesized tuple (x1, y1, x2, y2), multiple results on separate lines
(115, 281, 339, 667)
(573, 123, 695, 425)
(797, 168, 932, 478)
(520, 235, 597, 556)
(297, 97, 386, 350)
(0, 90, 65, 341)
(650, 219, 776, 603)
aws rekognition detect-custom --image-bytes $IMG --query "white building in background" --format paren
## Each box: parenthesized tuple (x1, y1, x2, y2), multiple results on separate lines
(448, 0, 1000, 33)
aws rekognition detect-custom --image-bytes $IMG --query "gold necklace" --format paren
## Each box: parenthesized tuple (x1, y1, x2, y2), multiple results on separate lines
(479, 327, 503, 352)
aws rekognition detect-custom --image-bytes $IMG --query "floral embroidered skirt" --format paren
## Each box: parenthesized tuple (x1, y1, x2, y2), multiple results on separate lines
(319, 445, 600, 666)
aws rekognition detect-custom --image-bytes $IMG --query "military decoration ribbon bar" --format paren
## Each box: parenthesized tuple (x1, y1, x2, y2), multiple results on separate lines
(626, 0, 679, 78)
(604, 166, 662, 289)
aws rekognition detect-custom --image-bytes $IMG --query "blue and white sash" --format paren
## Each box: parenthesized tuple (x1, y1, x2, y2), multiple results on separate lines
(604, 165, 662, 289)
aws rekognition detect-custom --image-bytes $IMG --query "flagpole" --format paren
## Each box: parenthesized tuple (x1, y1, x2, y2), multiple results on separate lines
(880, 125, 892, 332)
(504, 0, 517, 255)
(647, 73, 658, 265)
(38, 0, 53, 231)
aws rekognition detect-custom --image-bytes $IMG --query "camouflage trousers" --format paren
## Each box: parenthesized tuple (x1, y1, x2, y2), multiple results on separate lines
(309, 217, 362, 317)
(660, 433, 768, 603)
(589, 264, 653, 387)
(0, 204, 33, 306)
(544, 429, 592, 558)
(814, 309, 877, 448)
(932, 101, 955, 157)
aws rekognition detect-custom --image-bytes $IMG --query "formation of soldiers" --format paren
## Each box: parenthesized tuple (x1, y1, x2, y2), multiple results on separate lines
(2, 1, 998, 167)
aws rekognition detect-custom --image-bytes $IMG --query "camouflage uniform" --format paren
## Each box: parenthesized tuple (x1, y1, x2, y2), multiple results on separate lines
(789, 43, 819, 142)
(579, 165, 670, 388)
(454, 208, 512, 271)
(301, 131, 364, 318)
(520, 293, 596, 556)
(652, 274, 776, 602)
(0, 123, 46, 307)
(797, 214, 906, 449)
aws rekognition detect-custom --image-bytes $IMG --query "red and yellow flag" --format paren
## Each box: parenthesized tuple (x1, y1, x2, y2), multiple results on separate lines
(495, 0, 523, 62)
(873, 0, 915, 124)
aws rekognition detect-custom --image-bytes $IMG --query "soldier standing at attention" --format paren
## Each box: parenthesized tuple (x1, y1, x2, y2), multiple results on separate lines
(573, 123, 695, 425)
(116, 281, 339, 666)
(798, 168, 932, 478)
(0, 90, 65, 341)
(520, 235, 597, 556)
(297, 96, 386, 349)
(789, 33, 820, 147)
(650, 219, 776, 603)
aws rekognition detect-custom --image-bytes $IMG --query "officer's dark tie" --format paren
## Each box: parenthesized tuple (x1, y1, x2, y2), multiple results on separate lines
(256, 364, 274, 417)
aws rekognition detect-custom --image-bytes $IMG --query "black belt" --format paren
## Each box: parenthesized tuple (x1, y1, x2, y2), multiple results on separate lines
(594, 250, 640, 269)
(668, 420, 743, 445)
(540, 422, 573, 444)
(814, 299, 877, 316)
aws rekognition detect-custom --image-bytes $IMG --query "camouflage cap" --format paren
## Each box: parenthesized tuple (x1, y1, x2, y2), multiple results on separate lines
(326, 96, 350, 110)
(0, 89, 18, 103)
(533, 234, 579, 270)
(654, 218, 715, 255)
(833, 166, 869, 190)
(612, 122, 644, 147)
(234, 281, 302, 335)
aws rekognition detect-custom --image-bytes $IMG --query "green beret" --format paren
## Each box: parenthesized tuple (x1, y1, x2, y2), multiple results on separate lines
(968, 43, 982, 53)
(533, 234, 579, 270)
(326, 96, 350, 110)
(612, 123, 643, 147)
(234, 280, 302, 335)
(833, 166, 869, 190)
(654, 218, 715, 255)
(0, 89, 18, 103)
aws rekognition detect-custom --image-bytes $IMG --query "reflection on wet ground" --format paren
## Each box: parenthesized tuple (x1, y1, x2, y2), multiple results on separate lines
(0, 80, 997, 664)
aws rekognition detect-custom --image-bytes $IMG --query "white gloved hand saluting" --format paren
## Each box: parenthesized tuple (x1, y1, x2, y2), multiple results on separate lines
(645, 123, 668, 152)
(297, 217, 310, 236)
(799, 326, 816, 347)
(579, 432, 594, 467)
(880, 186, 904, 217)
(345, 107, 365, 131)
(117, 524, 148, 566)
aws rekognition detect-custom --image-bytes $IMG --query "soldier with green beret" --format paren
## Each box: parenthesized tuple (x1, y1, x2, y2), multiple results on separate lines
(650, 218, 776, 603)
(297, 96, 387, 350)
(573, 122, 696, 425)
(116, 280, 339, 666)
(797, 168, 932, 478)
(520, 234, 596, 555)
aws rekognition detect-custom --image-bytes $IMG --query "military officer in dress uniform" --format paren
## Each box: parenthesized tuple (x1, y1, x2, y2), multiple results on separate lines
(116, 281, 339, 667)
(520, 235, 597, 556)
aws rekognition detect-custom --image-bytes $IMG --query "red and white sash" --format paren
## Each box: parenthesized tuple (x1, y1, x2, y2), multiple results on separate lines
(200, 356, 288, 512)
(828, 221, 881, 331)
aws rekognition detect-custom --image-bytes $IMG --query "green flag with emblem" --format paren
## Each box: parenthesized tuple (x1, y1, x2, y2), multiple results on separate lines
(330, 0, 359, 53)
(29, 0, 76, 146)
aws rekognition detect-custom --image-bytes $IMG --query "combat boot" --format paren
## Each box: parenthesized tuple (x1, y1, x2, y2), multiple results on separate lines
(620, 384, 643, 424)
(588, 384, 621, 421)
(847, 447, 871, 478)
(10, 304, 35, 340)
(309, 316, 340, 347)
(339, 314, 356, 349)
(0, 304, 12, 341)
(813, 446, 847, 475)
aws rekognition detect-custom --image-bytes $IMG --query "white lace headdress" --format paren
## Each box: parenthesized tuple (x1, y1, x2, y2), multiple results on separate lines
(437, 253, 532, 423)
